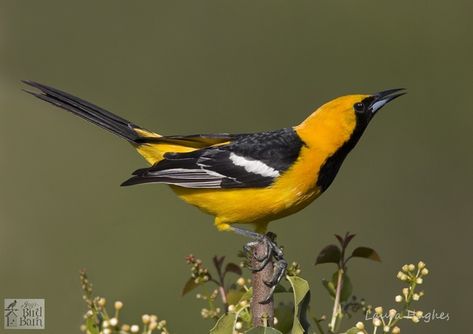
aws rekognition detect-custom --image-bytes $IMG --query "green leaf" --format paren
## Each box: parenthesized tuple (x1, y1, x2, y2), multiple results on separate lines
(224, 262, 243, 276)
(209, 312, 237, 334)
(343, 327, 360, 334)
(239, 287, 253, 303)
(315, 245, 341, 266)
(351, 247, 381, 262)
(286, 275, 311, 334)
(274, 303, 293, 334)
(182, 277, 199, 296)
(331, 271, 353, 303)
(274, 284, 288, 293)
(245, 327, 283, 334)
(322, 279, 336, 298)
(226, 289, 245, 306)
(85, 313, 99, 334)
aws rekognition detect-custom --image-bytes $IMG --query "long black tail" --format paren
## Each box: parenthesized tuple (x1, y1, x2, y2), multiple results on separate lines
(22, 80, 143, 143)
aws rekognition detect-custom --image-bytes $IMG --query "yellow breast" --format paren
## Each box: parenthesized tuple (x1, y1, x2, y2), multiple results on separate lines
(170, 144, 325, 232)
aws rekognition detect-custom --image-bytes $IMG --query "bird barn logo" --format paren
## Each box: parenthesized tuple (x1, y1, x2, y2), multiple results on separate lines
(4, 299, 45, 329)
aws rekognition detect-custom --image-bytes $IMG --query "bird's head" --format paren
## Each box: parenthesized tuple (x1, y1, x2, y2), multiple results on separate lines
(297, 89, 406, 148)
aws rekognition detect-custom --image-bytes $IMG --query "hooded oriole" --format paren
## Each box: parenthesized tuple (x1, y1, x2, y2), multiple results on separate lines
(23, 81, 405, 301)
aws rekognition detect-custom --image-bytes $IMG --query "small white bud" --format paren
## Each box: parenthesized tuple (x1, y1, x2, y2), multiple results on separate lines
(416, 311, 423, 318)
(273, 317, 278, 325)
(149, 321, 158, 330)
(131, 324, 140, 333)
(389, 309, 397, 318)
(142, 314, 150, 324)
(417, 261, 426, 269)
(412, 293, 420, 301)
(373, 318, 382, 327)
(109, 318, 118, 326)
(392, 326, 400, 334)
(97, 298, 106, 307)
(395, 295, 403, 303)
(103, 329, 111, 334)
(102, 320, 110, 328)
(402, 288, 409, 297)
(401, 265, 409, 272)
(421, 268, 429, 276)
(408, 264, 415, 271)
(228, 305, 235, 312)
(416, 278, 423, 284)
(355, 321, 365, 330)
(237, 277, 245, 286)
(412, 316, 420, 323)
(383, 325, 390, 332)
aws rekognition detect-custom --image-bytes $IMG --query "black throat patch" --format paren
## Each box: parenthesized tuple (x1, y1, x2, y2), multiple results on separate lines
(315, 112, 369, 192)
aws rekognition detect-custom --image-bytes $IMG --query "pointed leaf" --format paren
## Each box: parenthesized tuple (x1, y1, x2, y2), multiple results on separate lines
(245, 327, 283, 334)
(315, 244, 341, 265)
(343, 233, 356, 248)
(286, 275, 311, 334)
(213, 256, 225, 272)
(209, 312, 236, 334)
(335, 234, 344, 246)
(351, 247, 381, 262)
(182, 277, 199, 296)
(224, 262, 243, 276)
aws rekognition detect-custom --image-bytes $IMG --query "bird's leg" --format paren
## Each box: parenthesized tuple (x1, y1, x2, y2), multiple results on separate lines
(230, 226, 287, 304)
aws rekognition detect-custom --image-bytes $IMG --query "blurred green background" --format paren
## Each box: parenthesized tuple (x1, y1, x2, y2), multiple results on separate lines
(0, 0, 471, 333)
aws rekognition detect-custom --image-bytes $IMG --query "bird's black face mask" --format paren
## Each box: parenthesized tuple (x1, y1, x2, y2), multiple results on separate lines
(353, 88, 406, 125)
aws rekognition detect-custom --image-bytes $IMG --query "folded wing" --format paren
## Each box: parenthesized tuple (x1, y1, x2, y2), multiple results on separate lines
(122, 128, 305, 189)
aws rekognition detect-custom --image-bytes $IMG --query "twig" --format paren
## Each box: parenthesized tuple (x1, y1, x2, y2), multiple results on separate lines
(329, 268, 344, 332)
(250, 241, 275, 327)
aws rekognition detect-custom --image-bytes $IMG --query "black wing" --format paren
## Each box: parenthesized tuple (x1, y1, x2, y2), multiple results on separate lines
(121, 128, 305, 189)
(136, 133, 237, 148)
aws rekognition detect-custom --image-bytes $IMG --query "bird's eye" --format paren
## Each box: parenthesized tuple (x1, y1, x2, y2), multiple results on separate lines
(354, 102, 364, 113)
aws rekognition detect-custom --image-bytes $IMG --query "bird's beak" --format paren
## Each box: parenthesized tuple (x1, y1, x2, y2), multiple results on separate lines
(369, 88, 406, 114)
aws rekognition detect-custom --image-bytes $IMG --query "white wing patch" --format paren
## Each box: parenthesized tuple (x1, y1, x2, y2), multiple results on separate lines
(229, 153, 280, 178)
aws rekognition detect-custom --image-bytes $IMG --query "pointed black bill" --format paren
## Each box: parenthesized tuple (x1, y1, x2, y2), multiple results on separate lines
(369, 88, 407, 113)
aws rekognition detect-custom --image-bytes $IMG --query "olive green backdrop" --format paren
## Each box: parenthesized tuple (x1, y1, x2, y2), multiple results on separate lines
(0, 1, 471, 333)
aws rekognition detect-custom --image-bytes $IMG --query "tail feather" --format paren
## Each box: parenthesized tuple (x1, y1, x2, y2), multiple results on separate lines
(23, 80, 143, 143)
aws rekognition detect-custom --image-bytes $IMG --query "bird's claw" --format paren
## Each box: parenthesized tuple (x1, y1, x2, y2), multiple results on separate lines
(264, 258, 287, 287)
(243, 232, 287, 304)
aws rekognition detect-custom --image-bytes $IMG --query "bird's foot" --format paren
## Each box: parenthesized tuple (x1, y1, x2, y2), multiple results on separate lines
(243, 231, 288, 304)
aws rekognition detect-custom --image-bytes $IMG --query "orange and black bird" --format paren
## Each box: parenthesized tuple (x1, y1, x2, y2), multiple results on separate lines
(23, 81, 405, 302)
